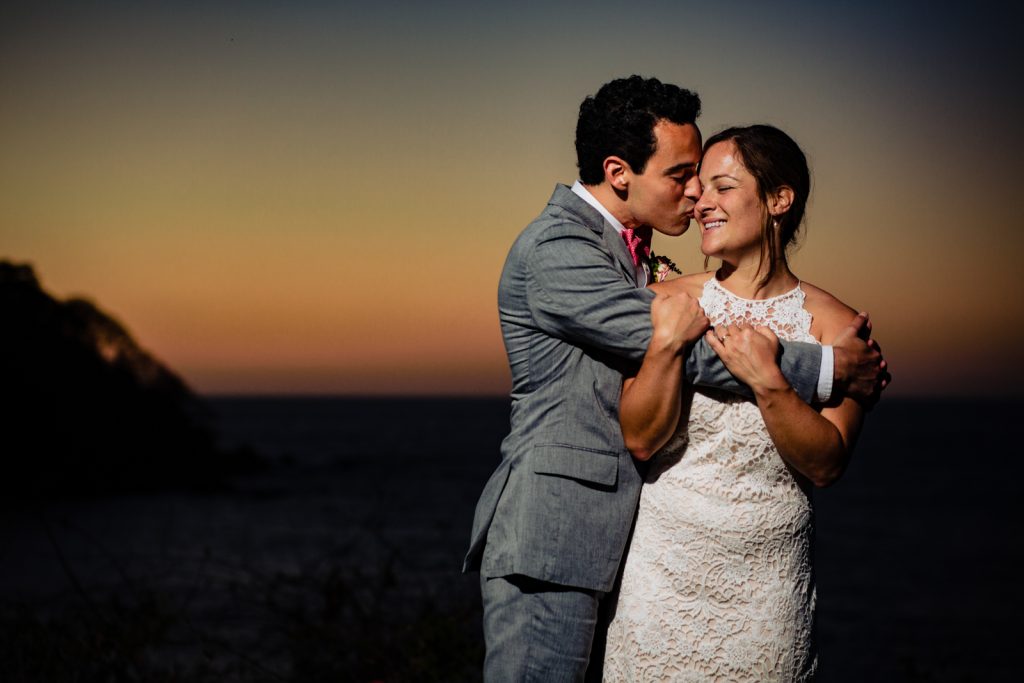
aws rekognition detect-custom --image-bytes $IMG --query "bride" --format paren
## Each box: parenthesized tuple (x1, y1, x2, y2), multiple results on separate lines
(602, 125, 866, 681)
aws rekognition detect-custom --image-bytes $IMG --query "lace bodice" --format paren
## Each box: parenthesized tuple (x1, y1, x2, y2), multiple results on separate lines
(699, 277, 816, 343)
(649, 279, 817, 502)
(603, 277, 820, 682)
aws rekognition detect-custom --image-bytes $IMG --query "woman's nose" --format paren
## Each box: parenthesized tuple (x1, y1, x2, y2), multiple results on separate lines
(694, 189, 712, 213)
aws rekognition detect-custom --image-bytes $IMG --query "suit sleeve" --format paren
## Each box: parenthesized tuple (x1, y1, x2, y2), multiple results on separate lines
(526, 224, 822, 403)
(526, 224, 654, 363)
(684, 337, 822, 403)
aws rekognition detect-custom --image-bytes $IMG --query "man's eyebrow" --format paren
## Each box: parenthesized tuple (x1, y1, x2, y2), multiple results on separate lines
(663, 162, 697, 175)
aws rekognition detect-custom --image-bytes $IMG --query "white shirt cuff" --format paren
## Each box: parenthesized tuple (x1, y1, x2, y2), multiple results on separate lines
(816, 345, 834, 403)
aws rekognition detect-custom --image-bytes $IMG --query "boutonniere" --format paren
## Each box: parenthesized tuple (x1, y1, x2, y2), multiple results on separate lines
(648, 253, 682, 282)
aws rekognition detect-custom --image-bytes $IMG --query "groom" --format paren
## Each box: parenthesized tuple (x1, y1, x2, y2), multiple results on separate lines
(464, 76, 886, 681)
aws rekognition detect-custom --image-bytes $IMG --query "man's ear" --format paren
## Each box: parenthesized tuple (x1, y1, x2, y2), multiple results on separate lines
(603, 156, 631, 191)
(768, 186, 794, 217)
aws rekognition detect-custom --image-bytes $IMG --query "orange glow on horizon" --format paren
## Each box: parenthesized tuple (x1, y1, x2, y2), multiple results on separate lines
(3, 2, 1022, 396)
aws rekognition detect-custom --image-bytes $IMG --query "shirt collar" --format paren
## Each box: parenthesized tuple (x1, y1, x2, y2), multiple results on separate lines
(570, 180, 627, 235)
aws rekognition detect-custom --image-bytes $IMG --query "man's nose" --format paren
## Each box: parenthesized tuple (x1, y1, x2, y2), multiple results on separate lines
(685, 176, 702, 202)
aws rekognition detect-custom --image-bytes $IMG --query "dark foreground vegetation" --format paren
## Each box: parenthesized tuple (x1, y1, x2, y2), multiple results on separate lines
(0, 536, 483, 682)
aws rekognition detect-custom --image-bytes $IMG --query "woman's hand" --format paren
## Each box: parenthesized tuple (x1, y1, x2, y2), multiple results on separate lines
(650, 291, 710, 355)
(706, 323, 788, 396)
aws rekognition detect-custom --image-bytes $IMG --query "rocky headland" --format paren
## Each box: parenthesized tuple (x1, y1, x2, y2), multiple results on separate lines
(0, 260, 260, 496)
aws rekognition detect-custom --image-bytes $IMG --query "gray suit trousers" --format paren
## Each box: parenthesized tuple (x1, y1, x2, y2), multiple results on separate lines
(481, 574, 604, 683)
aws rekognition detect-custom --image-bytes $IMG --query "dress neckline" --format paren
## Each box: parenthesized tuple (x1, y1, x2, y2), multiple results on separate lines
(706, 277, 803, 303)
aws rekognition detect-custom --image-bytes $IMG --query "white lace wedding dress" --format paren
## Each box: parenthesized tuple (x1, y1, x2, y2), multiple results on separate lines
(603, 278, 819, 682)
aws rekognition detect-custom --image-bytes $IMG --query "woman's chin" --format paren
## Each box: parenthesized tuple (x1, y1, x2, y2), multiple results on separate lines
(700, 240, 722, 259)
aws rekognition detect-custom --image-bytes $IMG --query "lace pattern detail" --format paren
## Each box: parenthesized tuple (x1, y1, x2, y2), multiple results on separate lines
(603, 278, 820, 682)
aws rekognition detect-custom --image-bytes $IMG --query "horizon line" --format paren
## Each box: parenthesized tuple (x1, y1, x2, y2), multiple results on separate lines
(198, 391, 1024, 401)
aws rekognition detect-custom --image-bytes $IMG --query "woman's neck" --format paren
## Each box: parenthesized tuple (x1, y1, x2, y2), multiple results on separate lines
(714, 259, 798, 300)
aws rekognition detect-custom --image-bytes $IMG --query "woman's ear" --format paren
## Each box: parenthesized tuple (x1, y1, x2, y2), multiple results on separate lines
(768, 186, 794, 217)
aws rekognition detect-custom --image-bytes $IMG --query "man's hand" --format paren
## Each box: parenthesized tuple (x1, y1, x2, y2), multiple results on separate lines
(649, 291, 710, 355)
(832, 312, 890, 408)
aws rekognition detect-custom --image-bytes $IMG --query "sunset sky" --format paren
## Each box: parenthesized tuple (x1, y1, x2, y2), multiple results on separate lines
(2, 1, 1022, 396)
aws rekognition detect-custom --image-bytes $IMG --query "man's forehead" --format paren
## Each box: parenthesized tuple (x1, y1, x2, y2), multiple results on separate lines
(652, 127, 702, 172)
(653, 121, 701, 152)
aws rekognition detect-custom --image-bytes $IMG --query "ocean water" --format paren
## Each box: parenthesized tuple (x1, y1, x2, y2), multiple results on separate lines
(1, 396, 1020, 681)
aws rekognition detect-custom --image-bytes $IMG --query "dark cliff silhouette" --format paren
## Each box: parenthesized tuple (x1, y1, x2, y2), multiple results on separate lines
(0, 260, 259, 497)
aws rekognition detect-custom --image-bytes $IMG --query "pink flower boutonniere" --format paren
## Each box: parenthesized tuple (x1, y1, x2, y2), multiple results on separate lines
(648, 253, 682, 282)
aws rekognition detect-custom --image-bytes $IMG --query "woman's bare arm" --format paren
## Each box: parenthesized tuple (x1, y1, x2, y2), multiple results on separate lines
(620, 287, 709, 461)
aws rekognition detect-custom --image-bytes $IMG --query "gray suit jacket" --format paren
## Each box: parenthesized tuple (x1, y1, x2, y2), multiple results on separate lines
(463, 184, 821, 592)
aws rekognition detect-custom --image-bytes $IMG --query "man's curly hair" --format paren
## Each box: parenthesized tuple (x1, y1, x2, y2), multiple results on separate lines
(575, 76, 701, 185)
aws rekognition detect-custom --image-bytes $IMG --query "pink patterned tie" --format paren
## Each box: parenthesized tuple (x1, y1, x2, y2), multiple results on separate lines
(621, 226, 652, 267)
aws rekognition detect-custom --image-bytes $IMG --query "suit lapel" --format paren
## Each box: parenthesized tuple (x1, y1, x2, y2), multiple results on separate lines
(548, 184, 639, 287)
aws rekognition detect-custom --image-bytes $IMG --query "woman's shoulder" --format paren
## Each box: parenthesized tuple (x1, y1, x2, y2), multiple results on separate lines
(647, 270, 712, 301)
(677, 270, 716, 296)
(800, 281, 859, 344)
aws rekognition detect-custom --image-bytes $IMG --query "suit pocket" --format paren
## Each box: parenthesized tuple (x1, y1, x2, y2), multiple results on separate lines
(532, 444, 619, 486)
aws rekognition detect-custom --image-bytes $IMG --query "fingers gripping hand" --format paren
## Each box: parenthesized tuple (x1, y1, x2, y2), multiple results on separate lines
(833, 312, 890, 406)
(650, 291, 710, 353)
(705, 322, 787, 393)
(867, 338, 891, 390)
